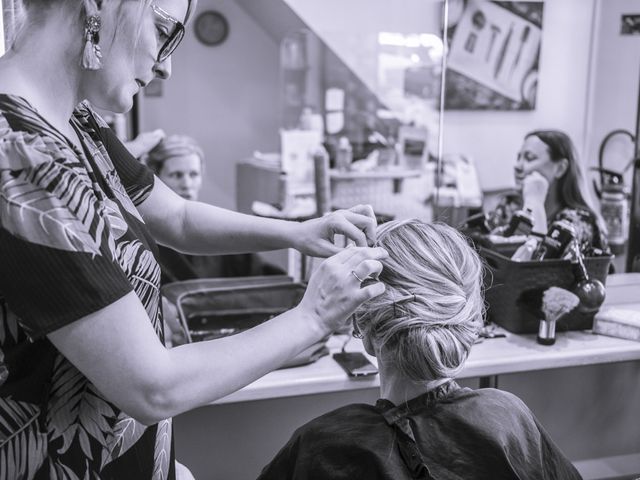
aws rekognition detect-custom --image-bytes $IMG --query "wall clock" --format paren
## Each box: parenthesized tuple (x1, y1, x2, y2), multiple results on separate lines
(194, 10, 229, 46)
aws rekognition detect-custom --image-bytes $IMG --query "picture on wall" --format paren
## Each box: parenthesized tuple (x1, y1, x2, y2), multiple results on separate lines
(444, 0, 544, 110)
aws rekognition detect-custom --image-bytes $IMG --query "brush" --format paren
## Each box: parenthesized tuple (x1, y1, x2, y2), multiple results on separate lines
(537, 287, 579, 345)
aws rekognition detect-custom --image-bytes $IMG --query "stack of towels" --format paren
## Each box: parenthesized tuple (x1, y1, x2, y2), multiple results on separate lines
(593, 307, 640, 341)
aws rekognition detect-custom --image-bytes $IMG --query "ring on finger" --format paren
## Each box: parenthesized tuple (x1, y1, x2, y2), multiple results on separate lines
(351, 270, 365, 283)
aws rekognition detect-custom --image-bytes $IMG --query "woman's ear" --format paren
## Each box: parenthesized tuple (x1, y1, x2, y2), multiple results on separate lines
(554, 158, 569, 179)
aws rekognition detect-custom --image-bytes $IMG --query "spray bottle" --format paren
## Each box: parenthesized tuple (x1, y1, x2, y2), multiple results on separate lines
(336, 136, 353, 171)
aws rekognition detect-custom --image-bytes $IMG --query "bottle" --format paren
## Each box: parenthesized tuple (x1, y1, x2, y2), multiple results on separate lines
(511, 236, 539, 261)
(531, 220, 576, 260)
(313, 146, 331, 217)
(463, 212, 492, 234)
(336, 136, 353, 172)
(503, 208, 534, 237)
(600, 173, 628, 249)
(299, 107, 314, 130)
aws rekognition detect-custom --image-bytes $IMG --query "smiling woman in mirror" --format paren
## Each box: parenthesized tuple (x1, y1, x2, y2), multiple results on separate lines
(491, 129, 608, 256)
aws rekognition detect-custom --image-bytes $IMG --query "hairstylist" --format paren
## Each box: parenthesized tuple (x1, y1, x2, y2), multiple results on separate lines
(0, 1, 387, 478)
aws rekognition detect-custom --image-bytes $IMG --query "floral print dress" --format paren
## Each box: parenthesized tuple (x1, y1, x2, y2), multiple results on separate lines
(489, 192, 609, 256)
(0, 94, 175, 479)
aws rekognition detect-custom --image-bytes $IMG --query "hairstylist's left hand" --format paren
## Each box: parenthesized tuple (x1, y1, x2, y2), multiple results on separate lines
(292, 204, 377, 257)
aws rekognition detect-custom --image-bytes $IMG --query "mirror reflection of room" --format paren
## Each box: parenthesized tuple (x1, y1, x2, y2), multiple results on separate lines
(2, 0, 640, 479)
(137, 0, 640, 477)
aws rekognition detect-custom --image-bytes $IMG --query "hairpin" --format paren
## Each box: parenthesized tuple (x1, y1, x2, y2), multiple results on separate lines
(392, 292, 417, 317)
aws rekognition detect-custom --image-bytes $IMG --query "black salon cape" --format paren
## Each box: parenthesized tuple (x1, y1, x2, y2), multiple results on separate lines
(258, 382, 581, 480)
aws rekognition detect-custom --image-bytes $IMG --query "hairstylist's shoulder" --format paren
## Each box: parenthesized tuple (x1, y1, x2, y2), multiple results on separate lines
(0, 96, 73, 169)
(74, 101, 157, 205)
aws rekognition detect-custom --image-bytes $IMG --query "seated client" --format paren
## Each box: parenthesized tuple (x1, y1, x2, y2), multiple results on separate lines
(259, 219, 581, 480)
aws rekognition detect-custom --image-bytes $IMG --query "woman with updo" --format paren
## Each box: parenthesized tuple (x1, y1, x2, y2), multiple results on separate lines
(259, 220, 580, 480)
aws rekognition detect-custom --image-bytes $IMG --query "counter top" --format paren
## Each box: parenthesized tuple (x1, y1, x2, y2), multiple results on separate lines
(214, 325, 640, 405)
(213, 273, 640, 405)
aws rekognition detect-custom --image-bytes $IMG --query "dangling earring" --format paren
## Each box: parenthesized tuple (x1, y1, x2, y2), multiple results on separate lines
(81, 14, 102, 70)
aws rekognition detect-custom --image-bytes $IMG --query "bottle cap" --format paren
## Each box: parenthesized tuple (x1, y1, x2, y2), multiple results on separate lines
(338, 136, 351, 149)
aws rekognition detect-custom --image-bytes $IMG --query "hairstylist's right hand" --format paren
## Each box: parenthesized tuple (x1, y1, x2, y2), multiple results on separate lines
(297, 246, 388, 336)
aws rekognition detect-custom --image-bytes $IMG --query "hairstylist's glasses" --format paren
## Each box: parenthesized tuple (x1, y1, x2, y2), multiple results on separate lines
(151, 3, 185, 63)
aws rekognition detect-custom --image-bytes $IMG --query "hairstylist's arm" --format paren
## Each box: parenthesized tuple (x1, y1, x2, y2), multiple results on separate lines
(47, 246, 386, 425)
(522, 171, 549, 234)
(138, 178, 377, 257)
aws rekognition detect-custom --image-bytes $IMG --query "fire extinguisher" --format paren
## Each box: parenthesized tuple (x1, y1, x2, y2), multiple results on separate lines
(592, 167, 629, 251)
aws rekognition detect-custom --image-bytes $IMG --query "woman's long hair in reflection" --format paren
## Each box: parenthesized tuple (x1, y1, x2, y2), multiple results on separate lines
(354, 220, 485, 382)
(526, 129, 606, 234)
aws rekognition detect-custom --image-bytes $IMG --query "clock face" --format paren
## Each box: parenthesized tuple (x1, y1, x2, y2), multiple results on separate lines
(194, 11, 229, 46)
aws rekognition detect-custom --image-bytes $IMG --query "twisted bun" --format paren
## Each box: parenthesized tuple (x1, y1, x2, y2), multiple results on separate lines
(355, 220, 484, 381)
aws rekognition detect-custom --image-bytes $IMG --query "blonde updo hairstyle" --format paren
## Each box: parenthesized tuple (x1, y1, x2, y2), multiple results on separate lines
(354, 220, 484, 382)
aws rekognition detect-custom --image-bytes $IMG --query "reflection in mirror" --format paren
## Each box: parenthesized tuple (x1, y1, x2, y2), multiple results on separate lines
(584, 0, 640, 271)
(1, 0, 19, 56)
(278, 0, 448, 223)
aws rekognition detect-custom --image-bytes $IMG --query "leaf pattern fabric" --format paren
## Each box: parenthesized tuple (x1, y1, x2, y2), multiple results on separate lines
(0, 164, 105, 256)
(0, 94, 173, 479)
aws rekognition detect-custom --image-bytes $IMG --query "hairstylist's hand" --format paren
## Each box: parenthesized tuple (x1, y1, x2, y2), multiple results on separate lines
(296, 246, 388, 335)
(292, 205, 377, 258)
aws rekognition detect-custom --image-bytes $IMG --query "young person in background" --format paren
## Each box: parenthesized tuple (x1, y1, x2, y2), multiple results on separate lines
(146, 134, 283, 284)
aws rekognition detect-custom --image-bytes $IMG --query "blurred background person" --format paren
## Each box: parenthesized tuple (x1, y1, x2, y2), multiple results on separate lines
(490, 129, 608, 256)
(146, 134, 283, 284)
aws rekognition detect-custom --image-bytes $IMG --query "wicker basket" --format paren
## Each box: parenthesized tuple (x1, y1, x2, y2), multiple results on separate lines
(480, 248, 612, 333)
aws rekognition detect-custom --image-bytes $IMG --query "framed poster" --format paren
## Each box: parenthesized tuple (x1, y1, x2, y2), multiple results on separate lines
(444, 0, 544, 110)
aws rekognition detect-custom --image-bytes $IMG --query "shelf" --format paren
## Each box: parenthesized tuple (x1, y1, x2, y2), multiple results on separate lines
(329, 168, 423, 180)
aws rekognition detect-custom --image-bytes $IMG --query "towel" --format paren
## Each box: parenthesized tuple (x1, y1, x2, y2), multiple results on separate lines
(593, 307, 640, 341)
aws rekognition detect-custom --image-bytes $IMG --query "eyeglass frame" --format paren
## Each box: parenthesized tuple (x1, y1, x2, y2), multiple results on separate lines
(150, 3, 185, 63)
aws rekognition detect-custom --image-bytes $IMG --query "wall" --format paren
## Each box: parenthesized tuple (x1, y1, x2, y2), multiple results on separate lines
(287, 0, 597, 192)
(584, 0, 640, 177)
(140, 0, 281, 209)
(440, 0, 597, 191)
